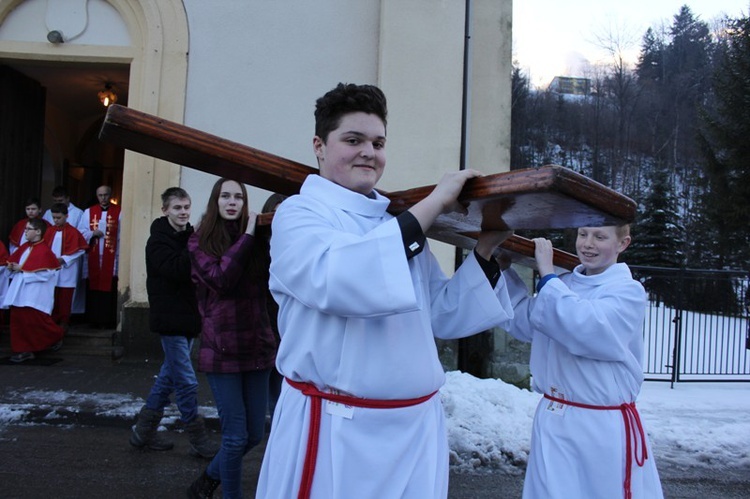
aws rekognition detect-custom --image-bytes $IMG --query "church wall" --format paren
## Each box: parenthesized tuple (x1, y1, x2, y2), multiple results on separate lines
(0, 0, 130, 45)
(180, 0, 383, 220)
(1, 0, 518, 373)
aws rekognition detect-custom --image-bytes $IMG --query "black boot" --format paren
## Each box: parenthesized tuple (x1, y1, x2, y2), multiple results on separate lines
(129, 406, 174, 451)
(185, 415, 219, 459)
(187, 470, 220, 499)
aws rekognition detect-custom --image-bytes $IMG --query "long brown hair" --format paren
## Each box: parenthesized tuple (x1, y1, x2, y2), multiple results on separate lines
(197, 178, 250, 257)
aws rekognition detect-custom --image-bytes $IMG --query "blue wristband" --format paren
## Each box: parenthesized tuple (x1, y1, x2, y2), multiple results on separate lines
(536, 273, 558, 292)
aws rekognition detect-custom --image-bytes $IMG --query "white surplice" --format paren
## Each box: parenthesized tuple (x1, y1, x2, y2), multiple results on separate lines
(48, 230, 85, 288)
(504, 263, 664, 499)
(2, 247, 58, 314)
(0, 266, 10, 309)
(256, 175, 514, 499)
(43, 202, 84, 228)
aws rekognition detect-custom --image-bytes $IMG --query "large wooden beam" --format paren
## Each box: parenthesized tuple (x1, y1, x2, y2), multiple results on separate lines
(100, 104, 635, 270)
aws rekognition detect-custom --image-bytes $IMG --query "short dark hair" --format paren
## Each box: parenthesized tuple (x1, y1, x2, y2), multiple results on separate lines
(24, 196, 41, 209)
(161, 187, 190, 209)
(50, 202, 69, 215)
(27, 217, 47, 236)
(314, 83, 387, 142)
(51, 186, 69, 198)
(262, 193, 287, 213)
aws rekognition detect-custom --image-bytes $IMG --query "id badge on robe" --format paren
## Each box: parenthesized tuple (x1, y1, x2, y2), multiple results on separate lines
(326, 400, 354, 419)
(545, 386, 568, 416)
(325, 389, 354, 419)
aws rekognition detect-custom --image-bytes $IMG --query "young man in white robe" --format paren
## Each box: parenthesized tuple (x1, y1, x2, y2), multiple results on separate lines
(42, 186, 84, 228)
(44, 188, 86, 315)
(502, 226, 664, 499)
(44, 203, 88, 334)
(256, 83, 515, 499)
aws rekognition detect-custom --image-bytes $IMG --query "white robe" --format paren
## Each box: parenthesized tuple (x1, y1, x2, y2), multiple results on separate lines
(256, 175, 514, 499)
(43, 202, 83, 228)
(0, 266, 10, 309)
(48, 231, 85, 288)
(1, 247, 58, 314)
(504, 263, 663, 499)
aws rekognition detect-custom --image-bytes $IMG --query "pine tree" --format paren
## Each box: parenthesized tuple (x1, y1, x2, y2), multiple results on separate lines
(698, 14, 750, 270)
(626, 166, 685, 307)
(627, 166, 685, 268)
(636, 27, 664, 83)
(510, 66, 531, 170)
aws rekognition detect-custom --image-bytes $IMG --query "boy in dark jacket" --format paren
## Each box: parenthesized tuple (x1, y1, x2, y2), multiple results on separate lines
(130, 187, 218, 459)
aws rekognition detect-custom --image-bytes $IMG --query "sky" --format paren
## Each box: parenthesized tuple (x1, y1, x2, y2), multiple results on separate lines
(2, 371, 749, 476)
(513, 0, 749, 87)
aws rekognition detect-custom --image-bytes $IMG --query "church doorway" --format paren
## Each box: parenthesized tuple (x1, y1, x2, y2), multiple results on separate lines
(0, 60, 128, 237)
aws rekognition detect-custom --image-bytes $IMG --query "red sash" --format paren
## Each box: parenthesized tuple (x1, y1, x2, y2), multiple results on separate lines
(543, 394, 648, 499)
(286, 378, 438, 499)
(44, 223, 89, 256)
(8, 241, 61, 271)
(87, 204, 121, 291)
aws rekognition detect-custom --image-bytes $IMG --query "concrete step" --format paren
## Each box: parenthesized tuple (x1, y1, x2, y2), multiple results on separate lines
(0, 324, 123, 360)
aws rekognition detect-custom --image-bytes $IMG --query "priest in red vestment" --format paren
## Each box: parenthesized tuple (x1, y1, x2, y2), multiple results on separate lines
(2, 218, 64, 363)
(76, 185, 121, 328)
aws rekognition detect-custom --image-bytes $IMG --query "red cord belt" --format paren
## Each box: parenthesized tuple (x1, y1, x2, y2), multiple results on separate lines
(286, 378, 438, 499)
(543, 394, 648, 499)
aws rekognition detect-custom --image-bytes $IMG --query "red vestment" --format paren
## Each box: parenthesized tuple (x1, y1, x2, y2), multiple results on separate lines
(44, 223, 89, 256)
(8, 241, 61, 270)
(7, 241, 63, 352)
(8, 217, 51, 248)
(44, 224, 87, 328)
(0, 240, 8, 264)
(86, 204, 121, 292)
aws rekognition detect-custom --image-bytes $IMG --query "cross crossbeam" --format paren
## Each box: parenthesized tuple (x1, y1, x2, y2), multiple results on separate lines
(99, 105, 636, 270)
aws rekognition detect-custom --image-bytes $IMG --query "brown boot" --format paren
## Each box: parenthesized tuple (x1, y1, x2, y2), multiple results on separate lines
(187, 469, 220, 499)
(185, 415, 219, 459)
(129, 406, 174, 451)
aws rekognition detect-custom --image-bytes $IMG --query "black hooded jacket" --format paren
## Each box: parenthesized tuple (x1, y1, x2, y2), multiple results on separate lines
(145, 216, 201, 336)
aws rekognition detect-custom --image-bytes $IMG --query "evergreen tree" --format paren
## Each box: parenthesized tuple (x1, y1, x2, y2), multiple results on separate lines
(698, 14, 750, 270)
(510, 66, 531, 170)
(636, 27, 664, 82)
(626, 166, 685, 307)
(627, 166, 685, 268)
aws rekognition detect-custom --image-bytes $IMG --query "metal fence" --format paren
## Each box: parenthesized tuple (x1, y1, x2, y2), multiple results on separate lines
(630, 266, 750, 384)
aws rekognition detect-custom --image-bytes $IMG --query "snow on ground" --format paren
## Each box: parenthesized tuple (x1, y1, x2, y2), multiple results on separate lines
(1, 372, 749, 474)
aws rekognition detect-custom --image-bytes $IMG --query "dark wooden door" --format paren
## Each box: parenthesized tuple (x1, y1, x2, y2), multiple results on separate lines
(0, 64, 46, 247)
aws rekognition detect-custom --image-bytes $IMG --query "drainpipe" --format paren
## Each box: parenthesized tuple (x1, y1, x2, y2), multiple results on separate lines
(457, 0, 479, 375)
(455, 0, 473, 272)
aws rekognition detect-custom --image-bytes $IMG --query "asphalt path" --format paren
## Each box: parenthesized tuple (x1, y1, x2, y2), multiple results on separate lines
(1, 423, 748, 498)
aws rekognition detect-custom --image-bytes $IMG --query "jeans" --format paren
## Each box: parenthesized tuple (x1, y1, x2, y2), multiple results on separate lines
(268, 367, 283, 418)
(206, 370, 270, 498)
(144, 335, 198, 423)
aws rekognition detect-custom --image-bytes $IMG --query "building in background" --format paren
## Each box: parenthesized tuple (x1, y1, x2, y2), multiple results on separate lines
(549, 76, 591, 96)
(0, 0, 513, 372)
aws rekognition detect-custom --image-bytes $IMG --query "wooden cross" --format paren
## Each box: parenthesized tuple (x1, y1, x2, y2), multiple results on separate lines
(99, 105, 637, 271)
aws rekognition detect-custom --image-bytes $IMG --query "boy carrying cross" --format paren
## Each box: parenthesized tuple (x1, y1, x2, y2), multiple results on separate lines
(502, 225, 664, 499)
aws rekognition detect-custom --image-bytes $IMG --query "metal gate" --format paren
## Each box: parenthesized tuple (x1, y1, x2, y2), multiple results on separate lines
(630, 266, 750, 384)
